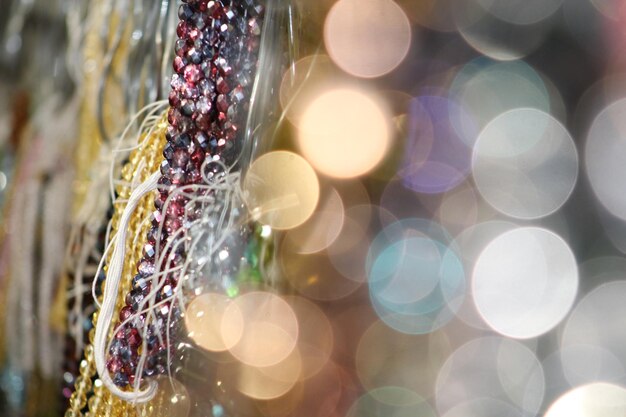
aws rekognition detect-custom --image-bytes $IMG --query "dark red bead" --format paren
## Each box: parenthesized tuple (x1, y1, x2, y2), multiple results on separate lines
(173, 56, 187, 73)
(128, 328, 142, 348)
(183, 64, 201, 83)
(120, 306, 133, 322)
(216, 94, 229, 112)
(176, 21, 188, 38)
(107, 358, 123, 373)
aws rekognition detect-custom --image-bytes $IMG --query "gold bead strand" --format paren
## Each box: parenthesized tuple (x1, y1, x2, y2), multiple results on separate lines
(65, 117, 167, 417)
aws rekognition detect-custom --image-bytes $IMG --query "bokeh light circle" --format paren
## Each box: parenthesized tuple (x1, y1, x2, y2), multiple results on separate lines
(324, 0, 411, 78)
(346, 386, 437, 417)
(455, 8, 550, 61)
(185, 292, 242, 352)
(473, 227, 578, 339)
(441, 398, 523, 417)
(473, 108, 578, 219)
(435, 336, 545, 416)
(235, 349, 302, 400)
(355, 320, 450, 398)
(450, 59, 550, 134)
(585, 98, 626, 221)
(244, 151, 319, 230)
(298, 88, 390, 178)
(367, 219, 465, 334)
(284, 295, 334, 379)
(545, 383, 626, 417)
(222, 292, 299, 368)
(473, 0, 563, 25)
(401, 96, 476, 194)
(560, 344, 626, 388)
(370, 237, 443, 305)
(279, 54, 344, 126)
(284, 186, 345, 254)
(562, 281, 626, 386)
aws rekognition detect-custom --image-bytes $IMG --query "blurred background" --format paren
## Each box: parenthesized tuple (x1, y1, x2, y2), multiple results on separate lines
(1, 0, 626, 416)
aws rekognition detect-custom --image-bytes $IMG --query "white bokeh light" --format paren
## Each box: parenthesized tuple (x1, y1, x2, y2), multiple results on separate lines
(562, 281, 626, 386)
(435, 336, 544, 416)
(545, 383, 626, 417)
(473, 0, 563, 25)
(473, 108, 578, 219)
(585, 98, 626, 221)
(472, 227, 578, 339)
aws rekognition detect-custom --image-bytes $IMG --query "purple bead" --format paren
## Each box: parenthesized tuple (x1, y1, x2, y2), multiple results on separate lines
(112, 372, 129, 387)
(107, 358, 123, 373)
(138, 260, 155, 276)
(184, 64, 202, 83)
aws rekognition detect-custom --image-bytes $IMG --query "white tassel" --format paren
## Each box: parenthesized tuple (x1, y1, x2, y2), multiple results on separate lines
(93, 171, 160, 403)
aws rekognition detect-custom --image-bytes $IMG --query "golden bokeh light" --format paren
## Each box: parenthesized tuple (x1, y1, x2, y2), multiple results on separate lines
(243, 151, 320, 230)
(298, 89, 391, 178)
(222, 292, 299, 367)
(284, 186, 345, 254)
(324, 0, 412, 78)
(235, 349, 302, 400)
(185, 292, 242, 352)
(285, 295, 334, 379)
(279, 54, 345, 126)
(280, 240, 364, 301)
(355, 320, 450, 398)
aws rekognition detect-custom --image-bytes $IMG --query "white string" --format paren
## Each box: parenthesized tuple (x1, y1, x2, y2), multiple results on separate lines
(93, 170, 160, 403)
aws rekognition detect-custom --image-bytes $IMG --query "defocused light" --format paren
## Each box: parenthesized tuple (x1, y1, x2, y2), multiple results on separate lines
(185, 292, 241, 352)
(579, 256, 626, 293)
(324, 0, 411, 78)
(585, 98, 626, 221)
(473, 108, 578, 219)
(473, 0, 563, 25)
(223, 292, 299, 367)
(244, 151, 320, 230)
(473, 227, 578, 339)
(451, 221, 517, 330)
(235, 349, 302, 400)
(298, 88, 391, 179)
(279, 54, 344, 126)
(589, 0, 626, 20)
(379, 179, 427, 220)
(545, 383, 626, 417)
(284, 295, 334, 379)
(560, 344, 625, 387)
(401, 96, 475, 194)
(562, 281, 626, 384)
(285, 361, 343, 417)
(441, 398, 523, 417)
(435, 337, 544, 416)
(436, 183, 480, 236)
(450, 59, 550, 134)
(281, 240, 364, 302)
(327, 207, 372, 281)
(455, 5, 549, 61)
(346, 387, 437, 417)
(367, 219, 465, 334)
(284, 186, 344, 254)
(395, 0, 458, 32)
(370, 237, 444, 304)
(356, 320, 450, 398)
